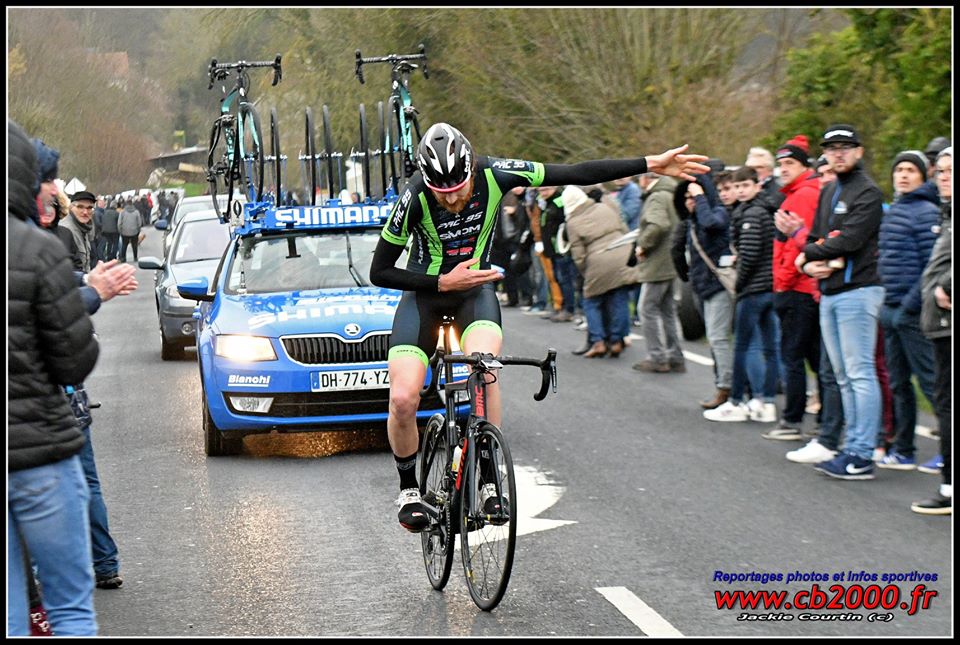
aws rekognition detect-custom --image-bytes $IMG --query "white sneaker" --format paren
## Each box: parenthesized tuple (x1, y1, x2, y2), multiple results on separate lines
(872, 447, 886, 462)
(704, 401, 750, 422)
(786, 439, 838, 464)
(747, 398, 777, 423)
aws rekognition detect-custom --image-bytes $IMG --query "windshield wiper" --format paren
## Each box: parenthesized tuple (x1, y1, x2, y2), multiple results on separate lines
(344, 231, 367, 287)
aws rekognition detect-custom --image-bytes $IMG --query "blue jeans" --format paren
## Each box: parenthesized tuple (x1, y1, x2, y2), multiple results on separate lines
(583, 287, 631, 344)
(878, 305, 936, 458)
(79, 424, 120, 577)
(820, 286, 884, 460)
(8, 456, 97, 636)
(702, 290, 734, 389)
(731, 292, 779, 402)
(815, 339, 845, 451)
(552, 254, 579, 314)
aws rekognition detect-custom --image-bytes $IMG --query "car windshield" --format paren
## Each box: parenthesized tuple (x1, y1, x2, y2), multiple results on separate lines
(172, 219, 231, 264)
(226, 229, 386, 294)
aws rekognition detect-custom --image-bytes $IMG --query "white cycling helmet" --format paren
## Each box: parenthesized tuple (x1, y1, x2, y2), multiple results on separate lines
(417, 123, 474, 193)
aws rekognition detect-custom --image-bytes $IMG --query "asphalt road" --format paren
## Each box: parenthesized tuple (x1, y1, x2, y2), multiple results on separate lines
(84, 227, 952, 637)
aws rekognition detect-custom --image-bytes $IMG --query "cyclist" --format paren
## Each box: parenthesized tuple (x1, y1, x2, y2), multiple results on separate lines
(370, 122, 709, 532)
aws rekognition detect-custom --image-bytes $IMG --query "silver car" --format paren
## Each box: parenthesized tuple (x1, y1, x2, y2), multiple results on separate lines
(139, 210, 231, 359)
(158, 194, 245, 258)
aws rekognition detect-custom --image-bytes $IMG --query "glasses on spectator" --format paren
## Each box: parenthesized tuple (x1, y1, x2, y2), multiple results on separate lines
(823, 143, 858, 153)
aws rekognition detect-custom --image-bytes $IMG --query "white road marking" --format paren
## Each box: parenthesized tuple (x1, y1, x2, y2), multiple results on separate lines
(514, 465, 577, 537)
(915, 425, 937, 440)
(596, 586, 683, 636)
(682, 350, 714, 366)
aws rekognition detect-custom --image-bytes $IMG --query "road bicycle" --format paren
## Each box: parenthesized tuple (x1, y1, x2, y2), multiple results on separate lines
(355, 44, 428, 196)
(206, 55, 282, 222)
(417, 316, 557, 610)
(264, 106, 286, 204)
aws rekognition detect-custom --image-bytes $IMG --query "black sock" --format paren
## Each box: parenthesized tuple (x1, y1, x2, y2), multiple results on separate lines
(394, 452, 418, 491)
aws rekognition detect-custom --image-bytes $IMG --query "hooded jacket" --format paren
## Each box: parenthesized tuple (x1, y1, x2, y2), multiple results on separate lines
(731, 190, 777, 297)
(773, 169, 821, 298)
(8, 120, 99, 472)
(802, 162, 884, 296)
(877, 181, 941, 312)
(564, 186, 640, 298)
(636, 176, 679, 283)
(920, 199, 952, 338)
(671, 173, 730, 300)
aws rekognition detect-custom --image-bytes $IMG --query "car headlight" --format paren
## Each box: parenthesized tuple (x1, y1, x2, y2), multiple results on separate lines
(215, 335, 277, 362)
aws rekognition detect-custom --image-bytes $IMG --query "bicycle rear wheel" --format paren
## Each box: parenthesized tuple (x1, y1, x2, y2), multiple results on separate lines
(419, 414, 457, 590)
(239, 103, 265, 202)
(270, 107, 282, 202)
(386, 96, 400, 193)
(304, 107, 317, 206)
(358, 103, 371, 201)
(322, 104, 335, 200)
(459, 422, 517, 611)
(206, 120, 228, 221)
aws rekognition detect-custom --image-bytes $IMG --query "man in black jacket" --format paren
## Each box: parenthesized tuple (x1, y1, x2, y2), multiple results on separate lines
(796, 124, 885, 481)
(8, 119, 101, 635)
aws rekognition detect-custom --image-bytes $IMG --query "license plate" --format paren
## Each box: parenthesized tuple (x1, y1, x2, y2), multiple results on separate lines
(311, 368, 390, 392)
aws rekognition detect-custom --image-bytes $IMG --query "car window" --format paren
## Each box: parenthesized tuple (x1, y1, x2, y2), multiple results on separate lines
(172, 219, 231, 264)
(173, 197, 244, 227)
(226, 230, 393, 293)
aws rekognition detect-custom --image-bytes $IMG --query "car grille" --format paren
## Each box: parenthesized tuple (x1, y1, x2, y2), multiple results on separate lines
(226, 390, 444, 419)
(281, 333, 390, 365)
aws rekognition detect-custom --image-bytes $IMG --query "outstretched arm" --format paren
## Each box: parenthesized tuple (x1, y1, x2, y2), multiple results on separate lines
(541, 144, 709, 186)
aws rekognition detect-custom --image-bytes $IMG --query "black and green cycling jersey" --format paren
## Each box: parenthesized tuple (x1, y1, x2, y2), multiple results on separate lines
(369, 154, 649, 292)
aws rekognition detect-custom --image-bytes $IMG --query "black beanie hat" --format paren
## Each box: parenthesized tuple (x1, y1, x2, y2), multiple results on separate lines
(891, 150, 928, 177)
(776, 134, 812, 166)
(32, 138, 60, 183)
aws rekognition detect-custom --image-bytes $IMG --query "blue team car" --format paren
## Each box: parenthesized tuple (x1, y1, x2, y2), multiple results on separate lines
(178, 200, 466, 455)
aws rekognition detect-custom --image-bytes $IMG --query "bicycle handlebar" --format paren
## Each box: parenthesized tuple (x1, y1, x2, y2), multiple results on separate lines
(419, 348, 558, 402)
(355, 43, 428, 84)
(208, 54, 283, 90)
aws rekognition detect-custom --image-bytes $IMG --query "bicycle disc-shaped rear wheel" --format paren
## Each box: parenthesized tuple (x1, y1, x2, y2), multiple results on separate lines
(459, 422, 517, 611)
(358, 103, 371, 201)
(419, 414, 457, 590)
(304, 107, 317, 206)
(270, 107, 282, 202)
(239, 103, 265, 202)
(322, 104, 335, 200)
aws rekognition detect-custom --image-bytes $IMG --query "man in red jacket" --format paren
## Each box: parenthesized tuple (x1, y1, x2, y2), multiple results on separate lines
(765, 135, 832, 444)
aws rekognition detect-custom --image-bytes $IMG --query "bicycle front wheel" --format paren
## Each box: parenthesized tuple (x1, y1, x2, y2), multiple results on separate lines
(304, 107, 317, 206)
(376, 101, 389, 198)
(419, 414, 457, 590)
(270, 106, 282, 202)
(358, 103, 371, 201)
(239, 103, 265, 202)
(459, 422, 517, 611)
(322, 104, 335, 200)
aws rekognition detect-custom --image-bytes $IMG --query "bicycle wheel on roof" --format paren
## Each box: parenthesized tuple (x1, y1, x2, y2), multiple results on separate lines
(239, 102, 265, 202)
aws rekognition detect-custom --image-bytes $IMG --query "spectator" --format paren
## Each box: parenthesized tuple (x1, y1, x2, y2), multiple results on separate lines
(56, 190, 98, 273)
(812, 154, 837, 186)
(797, 124, 885, 481)
(745, 146, 785, 206)
(912, 146, 952, 514)
(8, 118, 100, 636)
(766, 135, 825, 440)
(101, 198, 120, 261)
(876, 150, 941, 470)
(118, 198, 142, 262)
(704, 166, 778, 423)
(32, 138, 60, 228)
(93, 196, 105, 263)
(614, 176, 643, 325)
(631, 175, 685, 373)
(492, 186, 530, 308)
(671, 172, 735, 408)
(923, 136, 950, 180)
(535, 185, 576, 322)
(564, 185, 640, 358)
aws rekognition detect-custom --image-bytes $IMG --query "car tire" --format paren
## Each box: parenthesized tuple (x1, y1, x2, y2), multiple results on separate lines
(161, 333, 185, 361)
(676, 279, 705, 341)
(203, 391, 243, 457)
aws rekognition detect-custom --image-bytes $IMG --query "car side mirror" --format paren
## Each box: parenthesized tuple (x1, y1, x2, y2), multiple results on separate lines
(178, 277, 214, 302)
(138, 256, 164, 271)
